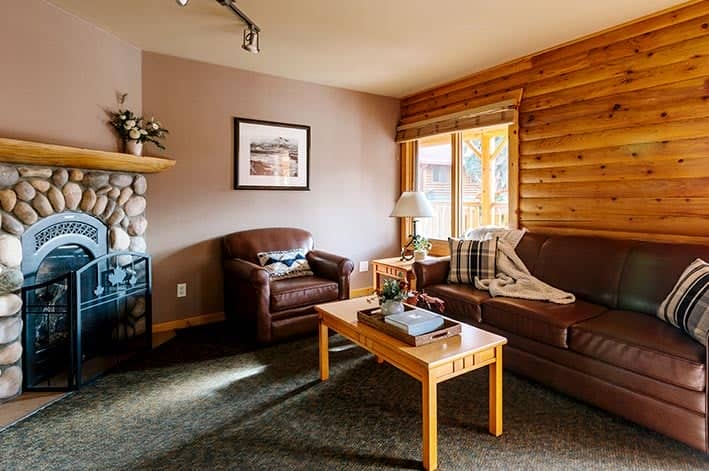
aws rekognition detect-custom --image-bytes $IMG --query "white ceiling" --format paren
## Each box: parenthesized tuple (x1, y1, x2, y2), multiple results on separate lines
(48, 0, 685, 98)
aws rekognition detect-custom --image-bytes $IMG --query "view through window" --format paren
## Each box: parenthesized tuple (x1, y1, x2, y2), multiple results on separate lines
(416, 125, 509, 240)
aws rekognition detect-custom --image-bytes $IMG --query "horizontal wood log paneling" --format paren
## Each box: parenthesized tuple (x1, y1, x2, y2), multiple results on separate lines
(400, 1, 709, 244)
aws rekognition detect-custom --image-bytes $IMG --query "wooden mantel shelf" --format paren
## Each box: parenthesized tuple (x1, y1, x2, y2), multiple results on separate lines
(0, 138, 176, 174)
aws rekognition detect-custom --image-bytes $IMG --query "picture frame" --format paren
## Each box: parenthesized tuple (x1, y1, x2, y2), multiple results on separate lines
(234, 117, 311, 190)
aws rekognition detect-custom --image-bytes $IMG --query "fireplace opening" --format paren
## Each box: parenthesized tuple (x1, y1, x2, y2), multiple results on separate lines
(20, 213, 151, 391)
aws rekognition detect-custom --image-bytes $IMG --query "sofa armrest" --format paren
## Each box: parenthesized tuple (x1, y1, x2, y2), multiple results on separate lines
(413, 257, 450, 289)
(307, 250, 354, 299)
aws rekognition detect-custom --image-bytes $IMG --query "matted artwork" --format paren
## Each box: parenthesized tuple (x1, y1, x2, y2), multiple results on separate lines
(234, 117, 310, 190)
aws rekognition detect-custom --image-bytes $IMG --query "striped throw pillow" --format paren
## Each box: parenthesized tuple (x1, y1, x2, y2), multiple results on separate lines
(657, 258, 709, 346)
(257, 248, 313, 280)
(448, 237, 497, 285)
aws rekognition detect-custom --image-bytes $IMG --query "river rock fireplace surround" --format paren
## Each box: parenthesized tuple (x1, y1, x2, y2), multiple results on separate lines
(0, 138, 174, 401)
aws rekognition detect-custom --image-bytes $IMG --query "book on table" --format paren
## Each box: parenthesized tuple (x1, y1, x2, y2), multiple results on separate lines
(384, 308, 444, 336)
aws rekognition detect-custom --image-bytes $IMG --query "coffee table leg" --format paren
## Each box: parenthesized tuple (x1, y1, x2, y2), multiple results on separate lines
(422, 373, 437, 470)
(489, 345, 503, 436)
(319, 319, 329, 381)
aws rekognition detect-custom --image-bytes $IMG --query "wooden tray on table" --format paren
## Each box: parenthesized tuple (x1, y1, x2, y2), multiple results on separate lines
(356, 305, 461, 346)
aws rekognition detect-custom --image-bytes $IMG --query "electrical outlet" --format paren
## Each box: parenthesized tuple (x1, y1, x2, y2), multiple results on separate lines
(177, 283, 187, 298)
(359, 261, 369, 272)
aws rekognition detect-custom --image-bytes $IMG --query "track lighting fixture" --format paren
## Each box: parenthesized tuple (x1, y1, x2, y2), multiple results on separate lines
(242, 26, 260, 54)
(176, 0, 261, 54)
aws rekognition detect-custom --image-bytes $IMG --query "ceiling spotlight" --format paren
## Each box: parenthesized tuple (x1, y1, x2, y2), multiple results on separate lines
(176, 0, 261, 53)
(242, 26, 260, 54)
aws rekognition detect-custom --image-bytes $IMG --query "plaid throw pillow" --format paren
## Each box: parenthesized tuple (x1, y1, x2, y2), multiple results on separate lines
(257, 248, 314, 280)
(448, 237, 497, 284)
(657, 258, 709, 346)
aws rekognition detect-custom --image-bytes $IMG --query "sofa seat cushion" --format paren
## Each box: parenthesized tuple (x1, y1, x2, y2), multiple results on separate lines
(423, 284, 490, 323)
(569, 310, 706, 392)
(270, 276, 338, 314)
(481, 298, 607, 348)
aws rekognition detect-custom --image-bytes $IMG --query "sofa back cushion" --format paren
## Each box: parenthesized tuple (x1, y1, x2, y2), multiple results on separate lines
(619, 242, 709, 316)
(223, 227, 314, 264)
(514, 233, 549, 273)
(533, 236, 633, 308)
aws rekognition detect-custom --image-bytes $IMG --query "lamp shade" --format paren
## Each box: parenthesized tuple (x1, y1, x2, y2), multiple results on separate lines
(390, 191, 435, 218)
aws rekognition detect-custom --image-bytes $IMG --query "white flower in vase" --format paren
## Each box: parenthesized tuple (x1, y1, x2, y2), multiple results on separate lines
(128, 128, 141, 140)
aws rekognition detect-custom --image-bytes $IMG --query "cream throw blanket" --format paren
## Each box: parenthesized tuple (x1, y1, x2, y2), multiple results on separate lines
(474, 239, 576, 304)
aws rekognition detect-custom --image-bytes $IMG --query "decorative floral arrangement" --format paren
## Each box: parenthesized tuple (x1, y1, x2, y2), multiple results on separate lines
(367, 282, 445, 315)
(109, 93, 169, 150)
(378, 278, 409, 304)
(412, 235, 432, 252)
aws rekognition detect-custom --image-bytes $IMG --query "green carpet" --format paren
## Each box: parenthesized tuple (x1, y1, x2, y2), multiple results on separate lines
(0, 324, 707, 470)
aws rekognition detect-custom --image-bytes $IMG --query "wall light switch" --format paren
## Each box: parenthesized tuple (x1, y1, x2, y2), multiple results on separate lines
(177, 283, 187, 298)
(359, 261, 369, 272)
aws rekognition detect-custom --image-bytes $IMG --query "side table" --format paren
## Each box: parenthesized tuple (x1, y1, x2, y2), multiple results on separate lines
(372, 257, 418, 292)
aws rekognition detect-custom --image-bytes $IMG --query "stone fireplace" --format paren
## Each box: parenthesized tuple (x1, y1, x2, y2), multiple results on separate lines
(0, 163, 151, 399)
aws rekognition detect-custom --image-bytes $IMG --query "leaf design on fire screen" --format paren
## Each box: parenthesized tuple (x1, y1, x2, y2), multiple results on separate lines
(108, 266, 126, 286)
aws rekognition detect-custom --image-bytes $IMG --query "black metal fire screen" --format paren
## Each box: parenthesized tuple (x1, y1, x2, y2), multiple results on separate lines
(21, 252, 152, 391)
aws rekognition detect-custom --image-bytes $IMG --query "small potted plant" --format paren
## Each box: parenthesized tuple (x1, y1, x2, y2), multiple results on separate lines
(109, 93, 168, 156)
(412, 235, 432, 261)
(378, 278, 409, 316)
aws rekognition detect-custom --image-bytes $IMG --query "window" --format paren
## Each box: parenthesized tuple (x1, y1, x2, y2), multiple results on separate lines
(416, 135, 451, 240)
(415, 125, 511, 241)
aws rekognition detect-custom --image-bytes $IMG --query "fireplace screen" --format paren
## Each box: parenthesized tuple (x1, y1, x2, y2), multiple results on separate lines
(22, 252, 151, 390)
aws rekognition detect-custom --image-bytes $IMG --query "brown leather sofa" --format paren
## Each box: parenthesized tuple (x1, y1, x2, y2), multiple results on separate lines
(223, 227, 354, 344)
(414, 233, 709, 452)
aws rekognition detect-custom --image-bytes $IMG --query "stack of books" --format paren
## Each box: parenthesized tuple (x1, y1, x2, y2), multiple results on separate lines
(384, 309, 444, 336)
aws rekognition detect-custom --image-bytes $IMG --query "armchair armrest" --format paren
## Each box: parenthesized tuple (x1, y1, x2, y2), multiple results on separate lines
(307, 250, 354, 299)
(223, 258, 271, 342)
(224, 258, 270, 287)
(413, 257, 450, 289)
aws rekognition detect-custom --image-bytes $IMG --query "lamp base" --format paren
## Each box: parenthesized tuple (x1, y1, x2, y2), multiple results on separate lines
(400, 235, 415, 261)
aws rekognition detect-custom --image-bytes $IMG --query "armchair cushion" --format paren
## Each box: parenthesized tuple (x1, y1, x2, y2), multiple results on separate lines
(257, 248, 313, 279)
(270, 276, 339, 313)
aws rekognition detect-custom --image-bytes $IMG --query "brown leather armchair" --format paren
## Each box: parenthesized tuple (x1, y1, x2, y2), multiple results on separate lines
(223, 227, 354, 344)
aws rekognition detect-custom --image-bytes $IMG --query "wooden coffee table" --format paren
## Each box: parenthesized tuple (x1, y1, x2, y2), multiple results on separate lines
(316, 297, 507, 471)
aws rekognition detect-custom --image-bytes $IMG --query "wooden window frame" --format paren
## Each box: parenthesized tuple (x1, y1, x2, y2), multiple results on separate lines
(399, 97, 521, 257)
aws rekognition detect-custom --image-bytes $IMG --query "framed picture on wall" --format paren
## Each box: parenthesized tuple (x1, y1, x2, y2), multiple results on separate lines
(234, 117, 311, 190)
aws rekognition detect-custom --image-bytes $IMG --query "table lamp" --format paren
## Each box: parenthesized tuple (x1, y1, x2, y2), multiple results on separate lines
(390, 191, 434, 261)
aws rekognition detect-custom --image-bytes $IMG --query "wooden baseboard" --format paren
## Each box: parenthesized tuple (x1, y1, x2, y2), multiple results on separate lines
(153, 290, 373, 334)
(152, 312, 225, 333)
(351, 287, 374, 298)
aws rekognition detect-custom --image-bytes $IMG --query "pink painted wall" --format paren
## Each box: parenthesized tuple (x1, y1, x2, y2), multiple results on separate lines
(0, 0, 141, 151)
(142, 52, 400, 323)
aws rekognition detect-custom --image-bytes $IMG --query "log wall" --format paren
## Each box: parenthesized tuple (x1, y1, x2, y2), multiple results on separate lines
(400, 1, 709, 245)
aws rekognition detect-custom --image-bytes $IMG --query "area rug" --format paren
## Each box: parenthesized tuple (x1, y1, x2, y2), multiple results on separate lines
(0, 325, 707, 470)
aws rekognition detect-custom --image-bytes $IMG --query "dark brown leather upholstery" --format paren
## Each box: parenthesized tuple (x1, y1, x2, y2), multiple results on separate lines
(270, 277, 339, 314)
(569, 310, 706, 392)
(223, 227, 314, 264)
(514, 232, 548, 273)
(503, 345, 707, 452)
(618, 242, 709, 316)
(413, 232, 709, 452)
(423, 284, 489, 323)
(413, 256, 450, 288)
(482, 297, 606, 348)
(223, 227, 353, 344)
(534, 236, 633, 307)
(481, 322, 706, 415)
